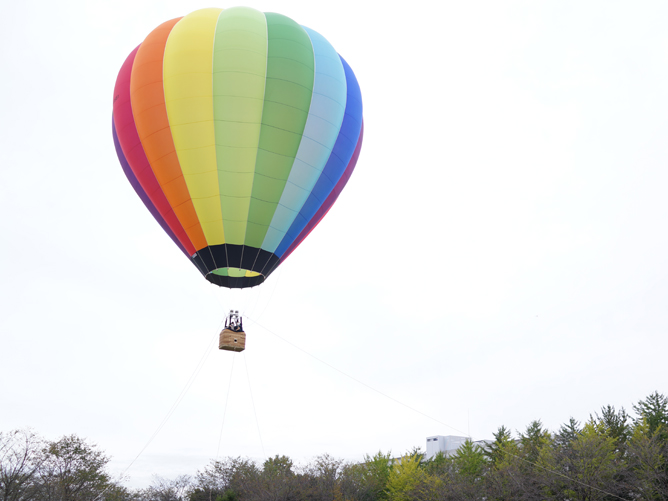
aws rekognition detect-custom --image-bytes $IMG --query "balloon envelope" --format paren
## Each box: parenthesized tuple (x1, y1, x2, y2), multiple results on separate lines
(113, 7, 363, 288)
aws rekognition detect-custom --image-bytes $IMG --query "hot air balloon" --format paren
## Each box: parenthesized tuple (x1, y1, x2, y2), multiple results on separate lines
(112, 7, 363, 351)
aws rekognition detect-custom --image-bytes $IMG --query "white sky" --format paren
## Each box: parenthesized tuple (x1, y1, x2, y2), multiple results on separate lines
(2, 0, 668, 489)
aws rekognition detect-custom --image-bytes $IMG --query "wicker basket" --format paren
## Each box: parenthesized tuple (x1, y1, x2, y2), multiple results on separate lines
(219, 328, 246, 352)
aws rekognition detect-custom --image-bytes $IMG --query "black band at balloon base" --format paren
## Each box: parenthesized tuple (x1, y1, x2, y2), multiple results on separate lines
(190, 244, 281, 289)
(206, 273, 266, 288)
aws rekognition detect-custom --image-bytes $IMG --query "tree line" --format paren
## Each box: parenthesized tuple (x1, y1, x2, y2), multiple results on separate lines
(1, 391, 666, 500)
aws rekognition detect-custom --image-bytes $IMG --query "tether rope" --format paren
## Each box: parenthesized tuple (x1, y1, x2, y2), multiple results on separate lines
(216, 356, 236, 458)
(496, 444, 629, 501)
(123, 330, 217, 472)
(95, 327, 219, 500)
(244, 314, 469, 437)
(243, 352, 266, 459)
(244, 315, 630, 501)
(100, 308, 628, 501)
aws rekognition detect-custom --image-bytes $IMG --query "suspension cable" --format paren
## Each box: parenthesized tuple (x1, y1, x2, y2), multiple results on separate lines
(244, 315, 630, 501)
(122, 330, 218, 474)
(95, 327, 220, 501)
(243, 352, 266, 459)
(245, 314, 469, 437)
(216, 356, 236, 458)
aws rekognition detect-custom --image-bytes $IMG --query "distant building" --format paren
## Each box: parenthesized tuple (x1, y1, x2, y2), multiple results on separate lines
(425, 435, 492, 460)
(387, 435, 493, 465)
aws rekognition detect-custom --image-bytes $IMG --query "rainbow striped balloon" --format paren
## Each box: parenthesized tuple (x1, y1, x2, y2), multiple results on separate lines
(113, 7, 363, 288)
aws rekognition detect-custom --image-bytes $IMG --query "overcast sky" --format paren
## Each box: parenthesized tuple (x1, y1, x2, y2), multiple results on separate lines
(2, 0, 668, 489)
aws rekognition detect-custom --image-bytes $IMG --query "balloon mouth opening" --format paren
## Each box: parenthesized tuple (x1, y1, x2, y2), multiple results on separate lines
(212, 267, 261, 278)
(204, 267, 266, 289)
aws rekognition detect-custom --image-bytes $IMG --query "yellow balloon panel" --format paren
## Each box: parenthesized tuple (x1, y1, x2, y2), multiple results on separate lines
(163, 8, 225, 246)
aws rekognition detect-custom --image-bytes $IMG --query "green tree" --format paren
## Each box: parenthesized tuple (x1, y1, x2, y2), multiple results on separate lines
(0, 429, 43, 501)
(592, 405, 630, 453)
(422, 451, 450, 477)
(483, 426, 526, 500)
(193, 457, 258, 501)
(484, 425, 514, 467)
(554, 417, 581, 450)
(626, 418, 668, 500)
(520, 420, 552, 465)
(489, 420, 551, 500)
(298, 454, 346, 501)
(137, 475, 192, 501)
(558, 421, 623, 501)
(385, 453, 425, 501)
(451, 440, 485, 480)
(633, 392, 668, 441)
(34, 435, 114, 501)
(261, 455, 293, 479)
(360, 451, 392, 501)
(194, 455, 296, 501)
(336, 462, 370, 501)
(258, 455, 296, 501)
(404, 447, 424, 465)
(101, 483, 136, 501)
